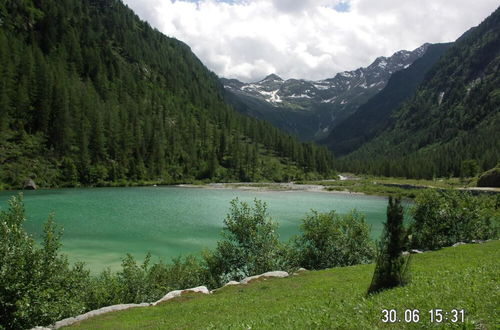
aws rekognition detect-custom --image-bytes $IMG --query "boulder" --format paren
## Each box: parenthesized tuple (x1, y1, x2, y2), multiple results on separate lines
(477, 167, 500, 187)
(23, 178, 37, 190)
(52, 303, 150, 329)
(152, 286, 210, 306)
(293, 268, 308, 275)
(240, 271, 289, 284)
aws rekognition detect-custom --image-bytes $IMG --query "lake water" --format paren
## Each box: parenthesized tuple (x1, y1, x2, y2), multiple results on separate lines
(0, 186, 391, 272)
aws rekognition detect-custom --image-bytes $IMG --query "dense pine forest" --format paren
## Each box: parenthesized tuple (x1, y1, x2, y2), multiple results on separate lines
(0, 0, 335, 189)
(333, 7, 500, 179)
(322, 43, 452, 157)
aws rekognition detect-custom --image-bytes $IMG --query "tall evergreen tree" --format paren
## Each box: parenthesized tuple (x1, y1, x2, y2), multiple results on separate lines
(368, 196, 410, 294)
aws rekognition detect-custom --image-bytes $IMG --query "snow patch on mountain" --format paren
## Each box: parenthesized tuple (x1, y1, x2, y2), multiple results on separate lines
(313, 83, 331, 90)
(378, 59, 388, 69)
(288, 94, 312, 99)
(259, 89, 282, 103)
(321, 96, 337, 103)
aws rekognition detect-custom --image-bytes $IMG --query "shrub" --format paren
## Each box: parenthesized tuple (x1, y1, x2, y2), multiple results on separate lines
(85, 268, 123, 311)
(0, 195, 91, 329)
(147, 255, 208, 294)
(294, 210, 375, 270)
(205, 198, 282, 286)
(85, 253, 210, 308)
(410, 190, 498, 249)
(368, 196, 410, 294)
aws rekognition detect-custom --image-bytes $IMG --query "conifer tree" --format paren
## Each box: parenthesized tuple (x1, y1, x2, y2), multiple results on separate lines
(368, 196, 410, 294)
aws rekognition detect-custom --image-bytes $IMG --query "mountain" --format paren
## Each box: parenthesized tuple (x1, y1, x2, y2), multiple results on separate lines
(222, 44, 429, 141)
(0, 0, 334, 189)
(322, 42, 452, 156)
(336, 7, 500, 179)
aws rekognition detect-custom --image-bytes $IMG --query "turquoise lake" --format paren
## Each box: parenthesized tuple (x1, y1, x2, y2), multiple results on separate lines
(0, 186, 392, 272)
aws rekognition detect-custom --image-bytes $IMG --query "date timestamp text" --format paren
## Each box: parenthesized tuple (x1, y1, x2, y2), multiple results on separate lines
(381, 309, 465, 323)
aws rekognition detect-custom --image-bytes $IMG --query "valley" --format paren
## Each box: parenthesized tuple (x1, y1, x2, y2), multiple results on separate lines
(0, 0, 498, 329)
(223, 44, 429, 141)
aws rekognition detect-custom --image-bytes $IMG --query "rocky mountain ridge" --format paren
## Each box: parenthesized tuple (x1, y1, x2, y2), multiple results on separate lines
(222, 44, 429, 140)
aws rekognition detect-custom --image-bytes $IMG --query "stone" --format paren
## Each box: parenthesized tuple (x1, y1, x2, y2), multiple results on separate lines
(452, 242, 466, 247)
(293, 268, 308, 275)
(52, 303, 150, 329)
(23, 178, 37, 190)
(240, 271, 289, 284)
(152, 286, 210, 306)
(410, 249, 424, 254)
(224, 280, 240, 287)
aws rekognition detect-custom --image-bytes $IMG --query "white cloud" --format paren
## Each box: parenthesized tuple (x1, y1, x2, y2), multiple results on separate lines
(122, 0, 499, 82)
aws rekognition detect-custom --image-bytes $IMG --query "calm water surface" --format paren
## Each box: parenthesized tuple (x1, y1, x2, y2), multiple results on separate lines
(0, 186, 389, 272)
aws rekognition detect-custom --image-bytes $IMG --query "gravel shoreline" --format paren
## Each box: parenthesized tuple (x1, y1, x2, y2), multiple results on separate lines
(176, 182, 365, 194)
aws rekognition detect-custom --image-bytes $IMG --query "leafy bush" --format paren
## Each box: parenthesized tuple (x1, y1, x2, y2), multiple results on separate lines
(294, 210, 375, 270)
(205, 199, 282, 286)
(410, 190, 499, 249)
(0, 195, 91, 329)
(86, 254, 210, 308)
(368, 196, 410, 294)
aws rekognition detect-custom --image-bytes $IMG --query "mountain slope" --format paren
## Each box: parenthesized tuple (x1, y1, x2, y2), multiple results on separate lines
(222, 45, 428, 141)
(0, 0, 334, 189)
(322, 43, 452, 156)
(338, 7, 500, 178)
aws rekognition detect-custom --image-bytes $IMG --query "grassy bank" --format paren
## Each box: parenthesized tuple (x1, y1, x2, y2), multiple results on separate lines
(297, 175, 482, 198)
(68, 241, 499, 329)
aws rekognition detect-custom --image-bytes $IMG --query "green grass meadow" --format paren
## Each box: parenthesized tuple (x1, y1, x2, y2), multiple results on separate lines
(68, 241, 499, 329)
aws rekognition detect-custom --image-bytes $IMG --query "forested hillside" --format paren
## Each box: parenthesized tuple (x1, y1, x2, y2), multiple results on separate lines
(0, 0, 334, 189)
(322, 43, 451, 156)
(336, 7, 500, 179)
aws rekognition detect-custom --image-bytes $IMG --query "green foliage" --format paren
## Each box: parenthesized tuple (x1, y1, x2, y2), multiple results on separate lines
(85, 254, 210, 309)
(410, 190, 499, 250)
(0, 0, 335, 189)
(0, 195, 90, 329)
(368, 196, 410, 294)
(460, 159, 480, 178)
(205, 199, 282, 286)
(293, 210, 375, 270)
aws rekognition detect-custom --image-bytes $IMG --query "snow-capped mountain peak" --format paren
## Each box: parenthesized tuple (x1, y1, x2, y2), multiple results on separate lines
(260, 73, 284, 83)
(222, 43, 431, 140)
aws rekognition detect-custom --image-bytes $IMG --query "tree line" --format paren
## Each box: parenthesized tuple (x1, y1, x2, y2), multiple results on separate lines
(0, 0, 335, 189)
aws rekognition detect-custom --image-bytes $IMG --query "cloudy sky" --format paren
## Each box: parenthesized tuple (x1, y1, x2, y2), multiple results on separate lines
(122, 0, 499, 82)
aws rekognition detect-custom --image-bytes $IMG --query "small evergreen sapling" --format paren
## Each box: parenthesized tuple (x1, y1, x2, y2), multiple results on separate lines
(368, 196, 410, 294)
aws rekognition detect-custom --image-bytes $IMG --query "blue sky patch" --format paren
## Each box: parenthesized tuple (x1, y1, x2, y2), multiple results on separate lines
(334, 1, 350, 12)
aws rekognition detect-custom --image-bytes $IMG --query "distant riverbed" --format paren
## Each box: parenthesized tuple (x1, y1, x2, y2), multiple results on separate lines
(0, 186, 391, 272)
